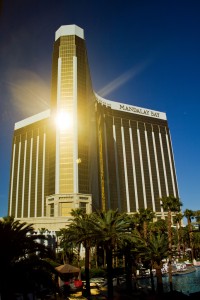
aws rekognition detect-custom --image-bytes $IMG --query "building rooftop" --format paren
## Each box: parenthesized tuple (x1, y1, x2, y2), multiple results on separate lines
(55, 24, 84, 41)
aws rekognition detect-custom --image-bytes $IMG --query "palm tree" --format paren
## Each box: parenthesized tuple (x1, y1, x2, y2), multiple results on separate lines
(58, 228, 77, 264)
(184, 209, 195, 261)
(194, 210, 200, 230)
(133, 208, 156, 292)
(117, 214, 138, 292)
(174, 212, 183, 258)
(93, 209, 132, 299)
(150, 219, 167, 235)
(193, 232, 200, 260)
(160, 195, 182, 291)
(0, 216, 55, 299)
(136, 232, 168, 294)
(60, 210, 96, 298)
(68, 208, 85, 266)
(135, 208, 155, 240)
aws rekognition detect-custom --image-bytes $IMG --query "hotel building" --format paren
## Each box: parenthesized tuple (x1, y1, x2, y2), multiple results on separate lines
(8, 25, 179, 231)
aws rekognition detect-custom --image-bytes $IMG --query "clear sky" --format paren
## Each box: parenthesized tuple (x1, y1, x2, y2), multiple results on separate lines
(0, 0, 199, 217)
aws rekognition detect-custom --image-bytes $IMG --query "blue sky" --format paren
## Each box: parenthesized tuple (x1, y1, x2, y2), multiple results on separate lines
(0, 0, 200, 216)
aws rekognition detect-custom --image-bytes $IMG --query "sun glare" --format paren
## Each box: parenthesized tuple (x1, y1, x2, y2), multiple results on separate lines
(55, 111, 73, 130)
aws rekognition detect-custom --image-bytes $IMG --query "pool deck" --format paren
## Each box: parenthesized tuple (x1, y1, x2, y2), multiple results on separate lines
(167, 265, 196, 276)
(66, 266, 200, 299)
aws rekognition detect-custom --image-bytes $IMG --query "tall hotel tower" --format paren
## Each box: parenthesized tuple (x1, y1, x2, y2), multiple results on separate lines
(8, 25, 179, 230)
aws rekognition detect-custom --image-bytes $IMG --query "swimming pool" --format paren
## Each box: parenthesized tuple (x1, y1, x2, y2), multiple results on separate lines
(138, 267, 200, 295)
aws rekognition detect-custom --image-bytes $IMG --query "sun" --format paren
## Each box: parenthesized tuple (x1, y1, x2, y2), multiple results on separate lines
(55, 111, 73, 130)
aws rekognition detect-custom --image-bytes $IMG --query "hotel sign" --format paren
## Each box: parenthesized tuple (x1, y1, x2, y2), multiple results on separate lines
(96, 94, 167, 120)
(117, 104, 166, 120)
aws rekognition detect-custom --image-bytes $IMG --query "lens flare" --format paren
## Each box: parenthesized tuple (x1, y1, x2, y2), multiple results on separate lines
(55, 111, 73, 130)
(98, 60, 152, 97)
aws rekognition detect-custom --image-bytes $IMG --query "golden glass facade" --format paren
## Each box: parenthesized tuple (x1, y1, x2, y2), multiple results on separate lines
(51, 32, 94, 196)
(95, 102, 179, 215)
(57, 36, 75, 193)
(8, 116, 50, 218)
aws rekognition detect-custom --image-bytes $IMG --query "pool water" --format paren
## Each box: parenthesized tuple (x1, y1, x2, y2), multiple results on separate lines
(138, 267, 200, 295)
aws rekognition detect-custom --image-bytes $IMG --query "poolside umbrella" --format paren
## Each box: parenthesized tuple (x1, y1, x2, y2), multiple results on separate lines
(55, 264, 80, 274)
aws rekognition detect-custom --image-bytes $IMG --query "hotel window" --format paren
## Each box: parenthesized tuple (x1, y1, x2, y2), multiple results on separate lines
(49, 203, 54, 217)
(60, 202, 73, 216)
(79, 202, 87, 214)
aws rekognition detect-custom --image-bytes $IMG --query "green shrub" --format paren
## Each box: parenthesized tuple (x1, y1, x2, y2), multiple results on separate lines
(81, 267, 106, 279)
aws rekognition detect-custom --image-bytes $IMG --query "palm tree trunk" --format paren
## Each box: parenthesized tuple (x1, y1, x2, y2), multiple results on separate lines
(150, 262, 155, 293)
(85, 246, 91, 297)
(106, 247, 114, 299)
(179, 220, 183, 254)
(168, 260, 173, 292)
(125, 247, 132, 292)
(95, 244, 98, 268)
(168, 211, 173, 292)
(77, 243, 81, 267)
(104, 248, 106, 268)
(155, 263, 163, 294)
(176, 222, 181, 258)
(188, 218, 194, 261)
(115, 244, 118, 267)
(143, 221, 147, 240)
